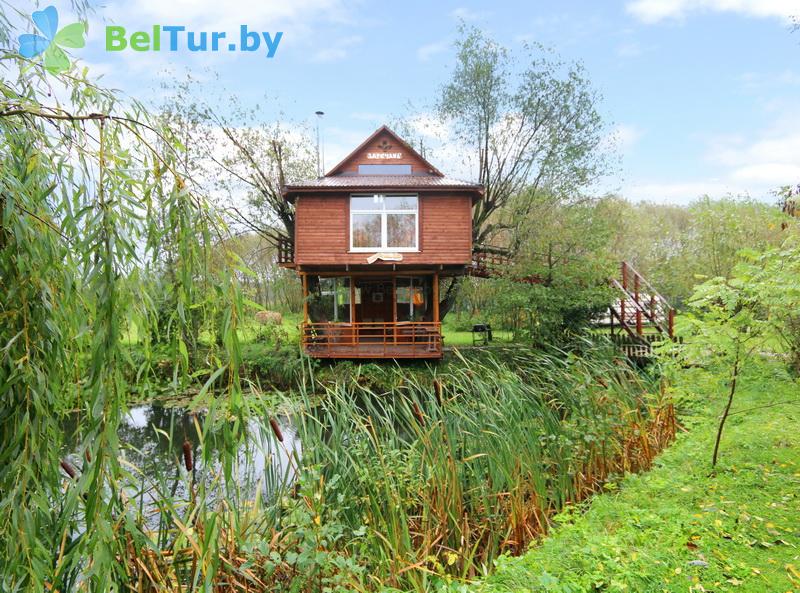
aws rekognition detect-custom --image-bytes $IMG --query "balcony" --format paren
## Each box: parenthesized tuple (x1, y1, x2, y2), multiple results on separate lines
(277, 236, 294, 266)
(301, 321, 443, 359)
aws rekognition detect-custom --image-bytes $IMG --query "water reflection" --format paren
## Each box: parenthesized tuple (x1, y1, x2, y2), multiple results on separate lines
(62, 404, 300, 526)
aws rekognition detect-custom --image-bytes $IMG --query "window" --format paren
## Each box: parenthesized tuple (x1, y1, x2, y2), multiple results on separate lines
(308, 277, 350, 322)
(350, 194, 418, 252)
(396, 276, 429, 322)
(357, 164, 412, 175)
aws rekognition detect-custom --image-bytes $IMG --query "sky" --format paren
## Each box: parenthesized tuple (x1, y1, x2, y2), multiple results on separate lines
(10, 0, 800, 204)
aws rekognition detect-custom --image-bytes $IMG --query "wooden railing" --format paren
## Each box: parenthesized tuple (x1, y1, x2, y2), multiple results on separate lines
(469, 248, 543, 284)
(610, 261, 675, 341)
(301, 321, 442, 358)
(470, 250, 511, 278)
(277, 236, 294, 265)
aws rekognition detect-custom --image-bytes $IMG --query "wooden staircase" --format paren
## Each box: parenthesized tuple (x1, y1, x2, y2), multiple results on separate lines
(469, 247, 543, 284)
(468, 251, 676, 360)
(608, 262, 676, 360)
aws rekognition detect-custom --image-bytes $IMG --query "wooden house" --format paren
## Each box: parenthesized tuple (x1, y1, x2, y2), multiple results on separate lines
(279, 125, 483, 358)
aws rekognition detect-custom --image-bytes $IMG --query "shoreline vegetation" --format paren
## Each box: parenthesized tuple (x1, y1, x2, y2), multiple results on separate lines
(72, 344, 679, 592)
(468, 358, 800, 593)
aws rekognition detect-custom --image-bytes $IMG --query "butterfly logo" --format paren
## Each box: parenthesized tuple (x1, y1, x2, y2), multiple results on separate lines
(18, 6, 86, 74)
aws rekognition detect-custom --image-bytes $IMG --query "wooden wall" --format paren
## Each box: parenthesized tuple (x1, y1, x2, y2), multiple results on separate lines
(294, 193, 473, 266)
(329, 130, 436, 175)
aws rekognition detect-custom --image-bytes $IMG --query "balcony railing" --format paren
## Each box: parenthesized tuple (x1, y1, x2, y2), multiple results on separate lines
(610, 261, 675, 339)
(277, 236, 294, 265)
(301, 321, 443, 358)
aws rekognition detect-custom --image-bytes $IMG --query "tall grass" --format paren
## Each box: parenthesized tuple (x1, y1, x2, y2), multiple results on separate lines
(287, 345, 675, 590)
(118, 344, 675, 592)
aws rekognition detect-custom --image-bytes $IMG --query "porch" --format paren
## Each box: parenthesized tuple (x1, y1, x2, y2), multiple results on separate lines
(301, 321, 442, 358)
(300, 271, 443, 359)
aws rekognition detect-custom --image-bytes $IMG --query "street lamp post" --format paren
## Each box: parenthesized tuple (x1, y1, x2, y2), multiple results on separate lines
(315, 110, 324, 177)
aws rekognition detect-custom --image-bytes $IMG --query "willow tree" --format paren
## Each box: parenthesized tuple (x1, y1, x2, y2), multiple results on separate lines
(159, 80, 317, 246)
(0, 12, 247, 590)
(433, 26, 610, 315)
(439, 26, 609, 251)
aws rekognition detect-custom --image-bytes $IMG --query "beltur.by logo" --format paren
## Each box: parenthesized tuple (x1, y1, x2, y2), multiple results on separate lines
(105, 25, 283, 58)
(16, 5, 284, 74)
(18, 6, 86, 73)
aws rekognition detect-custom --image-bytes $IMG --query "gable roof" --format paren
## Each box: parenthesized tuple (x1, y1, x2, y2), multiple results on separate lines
(282, 124, 484, 201)
(325, 125, 444, 177)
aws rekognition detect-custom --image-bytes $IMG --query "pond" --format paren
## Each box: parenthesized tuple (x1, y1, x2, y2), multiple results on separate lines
(61, 404, 301, 527)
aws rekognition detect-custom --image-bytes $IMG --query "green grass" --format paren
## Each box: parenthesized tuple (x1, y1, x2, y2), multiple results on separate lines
(468, 360, 800, 593)
(237, 313, 513, 347)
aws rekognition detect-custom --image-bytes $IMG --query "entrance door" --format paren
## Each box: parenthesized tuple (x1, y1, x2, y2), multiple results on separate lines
(355, 279, 394, 323)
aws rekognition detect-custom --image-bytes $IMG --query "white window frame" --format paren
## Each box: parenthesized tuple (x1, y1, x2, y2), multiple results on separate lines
(349, 193, 419, 253)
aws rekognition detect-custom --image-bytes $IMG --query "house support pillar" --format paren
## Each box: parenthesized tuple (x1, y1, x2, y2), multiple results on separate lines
(433, 272, 440, 324)
(302, 273, 309, 323)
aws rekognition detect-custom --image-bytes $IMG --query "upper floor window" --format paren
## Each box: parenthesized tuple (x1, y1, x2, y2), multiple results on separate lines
(357, 164, 412, 175)
(350, 194, 418, 252)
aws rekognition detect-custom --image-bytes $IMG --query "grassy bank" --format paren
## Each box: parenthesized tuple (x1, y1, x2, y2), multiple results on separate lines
(80, 344, 676, 592)
(469, 359, 800, 593)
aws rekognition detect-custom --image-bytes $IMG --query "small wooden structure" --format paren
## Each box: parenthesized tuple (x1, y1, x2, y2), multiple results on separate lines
(280, 126, 483, 358)
(608, 261, 676, 359)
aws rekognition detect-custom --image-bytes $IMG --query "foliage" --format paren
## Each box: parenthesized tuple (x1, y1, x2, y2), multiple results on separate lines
(289, 345, 675, 591)
(0, 15, 250, 590)
(466, 360, 800, 593)
(160, 75, 317, 244)
(608, 195, 792, 307)
(732, 237, 800, 373)
(666, 274, 767, 467)
(437, 25, 609, 250)
(241, 342, 310, 390)
(660, 234, 800, 466)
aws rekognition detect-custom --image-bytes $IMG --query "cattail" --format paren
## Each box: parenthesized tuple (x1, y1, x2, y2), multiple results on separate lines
(182, 440, 193, 472)
(412, 402, 425, 426)
(433, 379, 443, 405)
(269, 417, 284, 443)
(60, 459, 78, 480)
(84, 448, 92, 463)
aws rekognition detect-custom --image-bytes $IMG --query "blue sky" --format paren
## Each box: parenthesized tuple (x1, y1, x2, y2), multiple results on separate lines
(13, 0, 800, 203)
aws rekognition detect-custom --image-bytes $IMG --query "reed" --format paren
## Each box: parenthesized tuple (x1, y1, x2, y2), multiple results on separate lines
(285, 345, 676, 590)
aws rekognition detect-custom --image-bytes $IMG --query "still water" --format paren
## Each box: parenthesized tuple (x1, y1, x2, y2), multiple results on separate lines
(62, 404, 301, 524)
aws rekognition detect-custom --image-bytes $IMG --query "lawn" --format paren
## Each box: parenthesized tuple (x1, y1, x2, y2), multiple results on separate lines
(468, 359, 800, 593)
(238, 313, 513, 348)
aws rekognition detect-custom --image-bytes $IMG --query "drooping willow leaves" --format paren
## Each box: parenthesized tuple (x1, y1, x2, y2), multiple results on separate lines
(0, 18, 248, 590)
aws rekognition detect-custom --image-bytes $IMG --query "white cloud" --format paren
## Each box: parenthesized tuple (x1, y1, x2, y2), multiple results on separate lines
(623, 113, 800, 203)
(615, 124, 644, 150)
(310, 35, 362, 62)
(450, 7, 490, 22)
(706, 123, 800, 185)
(626, 0, 800, 23)
(416, 40, 449, 62)
(106, 0, 354, 32)
(624, 180, 741, 203)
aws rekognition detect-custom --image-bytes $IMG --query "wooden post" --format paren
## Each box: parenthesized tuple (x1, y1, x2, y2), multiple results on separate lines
(302, 273, 309, 323)
(621, 261, 628, 291)
(610, 306, 614, 336)
(392, 276, 397, 344)
(349, 276, 355, 323)
(668, 309, 675, 339)
(433, 272, 440, 323)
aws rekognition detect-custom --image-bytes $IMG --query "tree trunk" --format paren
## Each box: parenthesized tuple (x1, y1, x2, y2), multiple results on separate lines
(712, 351, 740, 468)
(438, 276, 463, 320)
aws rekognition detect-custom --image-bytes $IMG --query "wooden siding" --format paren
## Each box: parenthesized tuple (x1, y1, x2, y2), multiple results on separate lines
(294, 193, 472, 266)
(329, 130, 438, 175)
